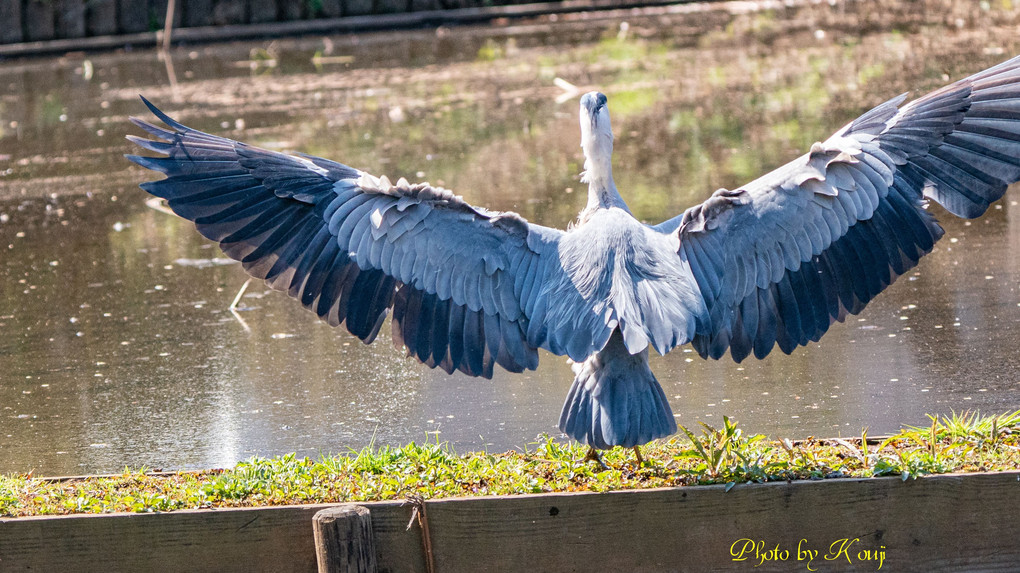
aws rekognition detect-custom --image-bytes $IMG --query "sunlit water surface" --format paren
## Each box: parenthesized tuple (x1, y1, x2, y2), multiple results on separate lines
(2, 0, 1020, 475)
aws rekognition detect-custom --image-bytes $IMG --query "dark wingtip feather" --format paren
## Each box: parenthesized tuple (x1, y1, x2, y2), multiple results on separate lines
(138, 181, 165, 195)
(125, 154, 158, 170)
(129, 116, 177, 140)
(124, 154, 172, 174)
(126, 134, 173, 155)
(139, 95, 188, 132)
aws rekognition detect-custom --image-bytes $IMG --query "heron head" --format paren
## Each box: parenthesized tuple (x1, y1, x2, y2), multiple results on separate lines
(579, 91, 614, 184)
(579, 92, 612, 143)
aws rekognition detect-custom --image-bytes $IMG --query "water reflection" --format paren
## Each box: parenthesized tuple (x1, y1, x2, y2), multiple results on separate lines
(2, 0, 1020, 475)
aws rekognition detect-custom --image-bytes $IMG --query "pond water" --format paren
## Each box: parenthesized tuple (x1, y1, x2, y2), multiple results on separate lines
(2, 0, 1020, 476)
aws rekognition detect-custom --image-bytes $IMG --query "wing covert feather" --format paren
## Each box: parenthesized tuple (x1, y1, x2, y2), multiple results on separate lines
(127, 97, 594, 378)
(672, 55, 1020, 362)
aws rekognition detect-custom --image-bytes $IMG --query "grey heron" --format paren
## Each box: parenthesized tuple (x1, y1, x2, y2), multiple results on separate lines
(128, 56, 1020, 463)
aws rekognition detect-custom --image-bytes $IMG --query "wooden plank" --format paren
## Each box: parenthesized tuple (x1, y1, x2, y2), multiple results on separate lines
(1, 472, 1019, 572)
(22, 0, 55, 41)
(364, 471, 1020, 572)
(0, 503, 334, 572)
(86, 0, 119, 36)
(0, 0, 23, 43)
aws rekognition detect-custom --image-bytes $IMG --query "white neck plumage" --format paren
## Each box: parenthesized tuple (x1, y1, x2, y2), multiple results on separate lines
(579, 93, 629, 216)
(582, 158, 624, 211)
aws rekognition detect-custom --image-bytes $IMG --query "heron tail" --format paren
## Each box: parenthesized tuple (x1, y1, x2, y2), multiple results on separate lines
(558, 331, 677, 449)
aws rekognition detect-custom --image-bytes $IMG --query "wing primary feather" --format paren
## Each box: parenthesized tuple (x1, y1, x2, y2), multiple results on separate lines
(391, 285, 409, 351)
(430, 297, 452, 371)
(399, 286, 423, 356)
(416, 290, 439, 365)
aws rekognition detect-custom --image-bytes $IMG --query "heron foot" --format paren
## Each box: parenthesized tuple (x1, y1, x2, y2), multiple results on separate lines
(632, 446, 644, 466)
(584, 446, 609, 470)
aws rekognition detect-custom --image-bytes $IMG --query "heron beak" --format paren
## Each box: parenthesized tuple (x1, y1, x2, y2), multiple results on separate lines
(581, 92, 608, 126)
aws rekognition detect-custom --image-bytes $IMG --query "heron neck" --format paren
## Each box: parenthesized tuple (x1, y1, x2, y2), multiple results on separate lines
(580, 135, 628, 214)
(586, 173, 628, 212)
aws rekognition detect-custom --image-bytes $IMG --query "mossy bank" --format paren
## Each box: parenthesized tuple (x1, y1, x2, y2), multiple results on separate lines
(2, 410, 1018, 518)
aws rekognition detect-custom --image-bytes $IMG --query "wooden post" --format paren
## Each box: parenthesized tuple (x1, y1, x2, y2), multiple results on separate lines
(342, 0, 371, 16)
(278, 0, 302, 20)
(183, 0, 213, 26)
(55, 0, 87, 38)
(0, 0, 23, 43)
(118, 0, 149, 33)
(212, 0, 246, 24)
(86, 0, 119, 36)
(313, 505, 377, 573)
(318, 0, 341, 18)
(247, 0, 276, 23)
(374, 0, 406, 14)
(409, 0, 436, 12)
(23, 0, 55, 41)
(161, 0, 175, 49)
(149, 0, 182, 29)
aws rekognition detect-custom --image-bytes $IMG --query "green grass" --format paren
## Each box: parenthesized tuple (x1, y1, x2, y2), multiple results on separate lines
(2, 410, 1019, 518)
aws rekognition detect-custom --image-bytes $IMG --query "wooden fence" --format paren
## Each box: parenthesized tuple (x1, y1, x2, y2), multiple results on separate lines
(0, 0, 548, 45)
(2, 471, 1020, 572)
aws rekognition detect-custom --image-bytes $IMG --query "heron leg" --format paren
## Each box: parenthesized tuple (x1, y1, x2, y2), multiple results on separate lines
(633, 446, 644, 466)
(584, 446, 608, 470)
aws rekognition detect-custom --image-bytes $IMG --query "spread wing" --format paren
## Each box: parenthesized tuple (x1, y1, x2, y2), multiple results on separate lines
(658, 55, 1020, 362)
(126, 98, 608, 378)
